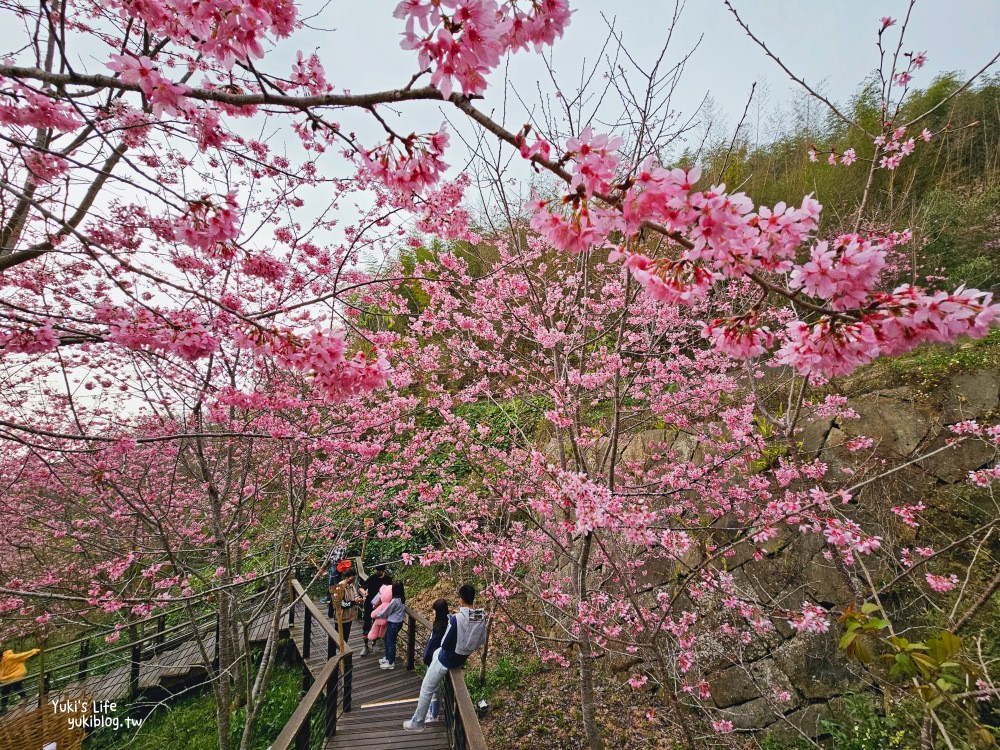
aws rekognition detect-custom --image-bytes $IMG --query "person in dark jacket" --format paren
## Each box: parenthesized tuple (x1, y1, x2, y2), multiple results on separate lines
(423, 598, 449, 722)
(359, 563, 392, 656)
(404, 585, 488, 732)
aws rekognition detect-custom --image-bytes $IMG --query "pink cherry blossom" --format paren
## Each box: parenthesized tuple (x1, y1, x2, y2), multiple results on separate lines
(926, 573, 959, 593)
(789, 602, 830, 633)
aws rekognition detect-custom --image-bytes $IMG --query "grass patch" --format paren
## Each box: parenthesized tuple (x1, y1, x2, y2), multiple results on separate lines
(84, 657, 319, 750)
(465, 654, 542, 705)
(839, 328, 1000, 396)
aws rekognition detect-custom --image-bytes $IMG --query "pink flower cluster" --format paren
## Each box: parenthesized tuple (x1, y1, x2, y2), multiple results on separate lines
(926, 573, 959, 593)
(107, 0, 297, 68)
(359, 128, 450, 204)
(789, 602, 830, 634)
(107, 54, 192, 118)
(556, 470, 621, 535)
(172, 193, 242, 258)
(242, 253, 287, 282)
(395, 0, 570, 97)
(702, 314, 772, 359)
(0, 86, 83, 133)
(874, 125, 928, 171)
(789, 235, 886, 310)
(97, 305, 221, 362)
(566, 127, 623, 197)
(891, 502, 925, 529)
(516, 70, 997, 379)
(246, 327, 391, 401)
(0, 323, 60, 354)
(288, 51, 331, 96)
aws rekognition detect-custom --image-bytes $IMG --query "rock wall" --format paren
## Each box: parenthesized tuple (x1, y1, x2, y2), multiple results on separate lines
(626, 367, 1000, 736)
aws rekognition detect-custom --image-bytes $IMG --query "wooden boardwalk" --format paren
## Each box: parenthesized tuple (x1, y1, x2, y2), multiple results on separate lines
(288, 603, 449, 750)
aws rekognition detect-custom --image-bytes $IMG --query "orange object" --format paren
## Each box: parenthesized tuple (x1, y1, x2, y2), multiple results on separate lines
(336, 559, 352, 573)
(0, 648, 40, 684)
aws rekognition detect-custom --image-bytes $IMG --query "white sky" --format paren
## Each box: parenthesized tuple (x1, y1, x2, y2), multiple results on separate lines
(293, 1, 1000, 149)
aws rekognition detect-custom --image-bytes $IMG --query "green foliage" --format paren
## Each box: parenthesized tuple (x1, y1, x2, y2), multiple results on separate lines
(84, 659, 317, 750)
(465, 654, 542, 705)
(758, 696, 912, 750)
(920, 186, 1000, 289)
(885, 328, 1000, 380)
(749, 412, 788, 474)
(701, 74, 1000, 287)
(819, 696, 911, 750)
(837, 605, 996, 748)
(455, 396, 549, 451)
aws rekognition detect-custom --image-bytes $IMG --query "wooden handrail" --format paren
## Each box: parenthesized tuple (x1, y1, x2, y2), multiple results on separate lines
(290, 579, 343, 647)
(41, 586, 275, 686)
(268, 654, 342, 750)
(34, 585, 273, 660)
(7, 587, 278, 702)
(405, 603, 433, 630)
(448, 669, 489, 750)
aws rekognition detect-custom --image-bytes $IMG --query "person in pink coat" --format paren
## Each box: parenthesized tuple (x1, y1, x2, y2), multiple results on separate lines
(365, 582, 394, 650)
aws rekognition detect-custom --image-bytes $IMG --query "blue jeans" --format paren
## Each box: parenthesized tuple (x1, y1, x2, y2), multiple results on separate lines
(428, 685, 442, 719)
(384, 620, 403, 665)
(411, 648, 450, 727)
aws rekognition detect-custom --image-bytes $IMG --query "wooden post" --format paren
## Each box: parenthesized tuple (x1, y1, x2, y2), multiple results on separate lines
(78, 638, 90, 683)
(303, 606, 312, 660)
(343, 652, 353, 713)
(329, 584, 345, 655)
(129, 640, 141, 698)
(155, 614, 167, 647)
(406, 613, 417, 671)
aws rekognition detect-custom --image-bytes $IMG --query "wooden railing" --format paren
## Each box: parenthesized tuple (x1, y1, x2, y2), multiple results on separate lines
(270, 579, 353, 750)
(268, 655, 344, 750)
(0, 586, 274, 711)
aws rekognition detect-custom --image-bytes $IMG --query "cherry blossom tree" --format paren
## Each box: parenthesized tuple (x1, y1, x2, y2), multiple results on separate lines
(2, 1, 1000, 748)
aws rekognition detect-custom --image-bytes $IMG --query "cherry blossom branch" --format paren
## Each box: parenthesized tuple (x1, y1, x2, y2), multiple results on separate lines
(723, 1, 872, 136)
(0, 64, 446, 110)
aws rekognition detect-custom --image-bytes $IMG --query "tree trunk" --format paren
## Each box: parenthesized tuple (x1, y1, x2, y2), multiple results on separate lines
(577, 532, 604, 750)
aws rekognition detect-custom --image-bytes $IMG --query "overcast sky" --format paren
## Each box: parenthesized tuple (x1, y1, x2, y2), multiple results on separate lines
(293, 1, 1000, 150)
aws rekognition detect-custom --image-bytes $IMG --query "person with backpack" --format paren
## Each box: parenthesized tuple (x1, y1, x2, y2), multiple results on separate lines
(403, 584, 487, 732)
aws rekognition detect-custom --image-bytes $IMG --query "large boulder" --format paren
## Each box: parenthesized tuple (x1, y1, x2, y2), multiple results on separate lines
(934, 369, 1000, 423)
(838, 389, 934, 457)
(710, 659, 800, 710)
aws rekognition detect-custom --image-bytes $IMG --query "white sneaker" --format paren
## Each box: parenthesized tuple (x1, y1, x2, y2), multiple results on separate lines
(380, 661, 395, 670)
(426, 715, 439, 723)
(360, 644, 370, 656)
(379, 658, 388, 665)
(402, 721, 424, 732)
